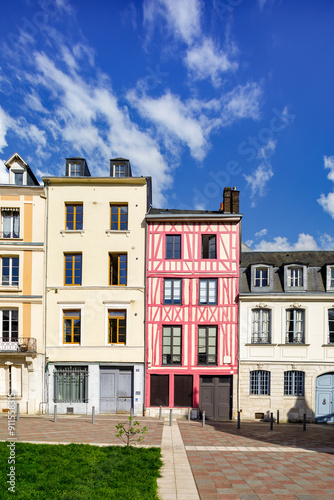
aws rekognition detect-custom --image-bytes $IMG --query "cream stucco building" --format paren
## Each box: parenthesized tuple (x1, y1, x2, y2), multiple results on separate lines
(239, 250, 334, 423)
(0, 153, 46, 414)
(44, 157, 151, 415)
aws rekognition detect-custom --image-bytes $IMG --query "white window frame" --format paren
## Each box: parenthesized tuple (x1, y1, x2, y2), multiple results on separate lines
(58, 303, 84, 346)
(326, 265, 334, 291)
(104, 302, 130, 346)
(250, 264, 272, 292)
(164, 278, 182, 305)
(284, 265, 307, 291)
(1, 256, 19, 287)
(285, 308, 305, 344)
(1, 208, 20, 239)
(68, 163, 82, 177)
(328, 308, 334, 344)
(251, 308, 271, 343)
(199, 279, 217, 305)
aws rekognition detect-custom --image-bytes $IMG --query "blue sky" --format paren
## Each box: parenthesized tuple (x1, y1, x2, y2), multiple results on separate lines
(0, 0, 334, 250)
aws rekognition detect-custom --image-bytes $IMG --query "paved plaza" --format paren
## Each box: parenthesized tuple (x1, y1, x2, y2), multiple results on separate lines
(0, 414, 333, 499)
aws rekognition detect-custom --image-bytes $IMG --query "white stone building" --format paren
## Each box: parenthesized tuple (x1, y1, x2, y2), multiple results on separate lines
(239, 251, 334, 423)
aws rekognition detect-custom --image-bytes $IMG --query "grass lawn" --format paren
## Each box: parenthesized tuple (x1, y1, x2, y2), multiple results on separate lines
(0, 442, 162, 499)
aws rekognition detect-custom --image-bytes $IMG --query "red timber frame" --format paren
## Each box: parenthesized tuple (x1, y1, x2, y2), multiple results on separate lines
(145, 214, 241, 410)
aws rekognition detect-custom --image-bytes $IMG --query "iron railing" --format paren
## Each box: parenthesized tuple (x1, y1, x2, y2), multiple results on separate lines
(0, 337, 37, 353)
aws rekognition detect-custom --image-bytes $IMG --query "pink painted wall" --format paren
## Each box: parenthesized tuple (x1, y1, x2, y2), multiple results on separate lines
(145, 218, 240, 408)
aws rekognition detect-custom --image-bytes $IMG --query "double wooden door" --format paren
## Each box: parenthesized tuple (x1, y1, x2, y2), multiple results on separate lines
(200, 375, 232, 420)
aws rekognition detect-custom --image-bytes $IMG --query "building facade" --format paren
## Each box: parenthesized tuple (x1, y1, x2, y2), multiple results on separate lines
(239, 251, 334, 423)
(44, 158, 151, 415)
(0, 153, 45, 414)
(145, 187, 241, 419)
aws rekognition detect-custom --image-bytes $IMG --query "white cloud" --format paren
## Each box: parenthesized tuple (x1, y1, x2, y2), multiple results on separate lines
(0, 159, 9, 184)
(32, 50, 172, 205)
(255, 228, 267, 238)
(0, 106, 11, 153)
(143, 0, 202, 45)
(254, 233, 319, 251)
(222, 83, 262, 122)
(318, 155, 334, 218)
(143, 0, 237, 86)
(244, 162, 273, 203)
(186, 38, 238, 87)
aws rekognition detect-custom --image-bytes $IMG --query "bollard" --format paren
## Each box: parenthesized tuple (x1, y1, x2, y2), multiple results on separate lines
(16, 403, 20, 421)
(169, 408, 173, 426)
(54, 405, 57, 423)
(159, 405, 162, 420)
(237, 411, 240, 429)
(188, 407, 191, 421)
(303, 413, 306, 431)
(202, 411, 205, 428)
(270, 412, 273, 431)
(277, 410, 279, 425)
(92, 406, 95, 424)
(130, 407, 134, 417)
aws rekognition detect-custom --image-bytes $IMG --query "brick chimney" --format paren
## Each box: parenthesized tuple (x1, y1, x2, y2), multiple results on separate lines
(221, 186, 239, 213)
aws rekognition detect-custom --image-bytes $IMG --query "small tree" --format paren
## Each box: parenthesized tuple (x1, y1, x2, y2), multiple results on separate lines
(115, 416, 148, 447)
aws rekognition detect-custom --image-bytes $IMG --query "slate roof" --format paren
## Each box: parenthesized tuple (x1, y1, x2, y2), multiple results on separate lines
(240, 251, 334, 294)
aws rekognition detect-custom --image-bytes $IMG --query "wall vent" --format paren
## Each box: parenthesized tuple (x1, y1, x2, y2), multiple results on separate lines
(66, 407, 74, 414)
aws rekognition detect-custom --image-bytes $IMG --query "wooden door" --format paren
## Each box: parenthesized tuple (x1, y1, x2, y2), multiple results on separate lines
(200, 375, 232, 420)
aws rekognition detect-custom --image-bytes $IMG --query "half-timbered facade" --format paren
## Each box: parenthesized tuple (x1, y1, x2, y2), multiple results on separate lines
(145, 187, 241, 419)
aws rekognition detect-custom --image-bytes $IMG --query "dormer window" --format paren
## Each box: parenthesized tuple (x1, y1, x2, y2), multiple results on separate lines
(69, 163, 81, 177)
(250, 264, 272, 292)
(110, 158, 132, 178)
(14, 172, 23, 185)
(284, 264, 307, 292)
(4, 153, 39, 186)
(326, 265, 334, 291)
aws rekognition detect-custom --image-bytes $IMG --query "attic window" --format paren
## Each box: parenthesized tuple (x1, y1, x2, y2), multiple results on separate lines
(69, 163, 82, 177)
(14, 172, 23, 185)
(114, 164, 126, 177)
(326, 265, 334, 291)
(254, 268, 268, 287)
(284, 264, 307, 292)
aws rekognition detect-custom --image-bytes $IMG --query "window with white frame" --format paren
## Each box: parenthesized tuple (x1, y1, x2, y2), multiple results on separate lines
(0, 309, 18, 342)
(199, 279, 217, 305)
(68, 163, 82, 176)
(326, 265, 334, 291)
(284, 371, 304, 396)
(286, 309, 304, 344)
(251, 309, 271, 343)
(1, 257, 19, 286)
(1, 209, 20, 238)
(328, 309, 334, 344)
(254, 268, 268, 287)
(288, 267, 303, 287)
(53, 366, 88, 403)
(250, 370, 270, 395)
(331, 267, 334, 288)
(164, 279, 182, 305)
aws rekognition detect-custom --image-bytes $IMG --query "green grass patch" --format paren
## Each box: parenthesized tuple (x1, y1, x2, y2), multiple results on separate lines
(0, 441, 162, 499)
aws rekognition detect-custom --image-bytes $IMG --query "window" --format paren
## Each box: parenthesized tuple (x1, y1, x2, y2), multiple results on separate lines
(162, 326, 182, 365)
(63, 310, 81, 344)
(14, 172, 23, 185)
(65, 204, 83, 230)
(108, 310, 126, 344)
(254, 268, 268, 287)
(2, 257, 19, 286)
(166, 235, 181, 259)
(202, 235, 216, 259)
(286, 309, 304, 344)
(284, 371, 305, 396)
(109, 253, 127, 285)
(110, 204, 128, 230)
(54, 366, 88, 403)
(331, 268, 334, 288)
(68, 163, 82, 176)
(164, 279, 182, 304)
(64, 254, 82, 285)
(288, 267, 303, 287)
(1, 209, 20, 238)
(252, 309, 271, 343)
(114, 164, 126, 177)
(0, 309, 18, 342)
(199, 279, 217, 305)
(250, 370, 270, 395)
(328, 309, 334, 344)
(198, 326, 217, 365)
(326, 265, 334, 291)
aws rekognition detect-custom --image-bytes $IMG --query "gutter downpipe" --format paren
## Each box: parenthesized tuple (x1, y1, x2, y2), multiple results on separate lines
(43, 180, 50, 412)
(143, 195, 151, 417)
(237, 220, 242, 417)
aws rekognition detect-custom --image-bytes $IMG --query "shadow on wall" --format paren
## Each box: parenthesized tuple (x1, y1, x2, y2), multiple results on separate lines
(286, 399, 314, 423)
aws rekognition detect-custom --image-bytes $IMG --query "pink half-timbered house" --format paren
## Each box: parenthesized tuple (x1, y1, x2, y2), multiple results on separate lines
(145, 187, 241, 419)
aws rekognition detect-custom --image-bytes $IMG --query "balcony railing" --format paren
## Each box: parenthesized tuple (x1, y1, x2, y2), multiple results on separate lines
(0, 337, 37, 353)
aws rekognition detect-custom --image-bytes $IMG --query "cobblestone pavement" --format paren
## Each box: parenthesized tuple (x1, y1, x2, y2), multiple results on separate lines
(179, 420, 334, 500)
(0, 414, 163, 447)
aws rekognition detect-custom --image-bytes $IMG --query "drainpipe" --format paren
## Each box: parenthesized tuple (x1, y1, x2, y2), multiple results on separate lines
(143, 203, 149, 417)
(42, 180, 50, 409)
